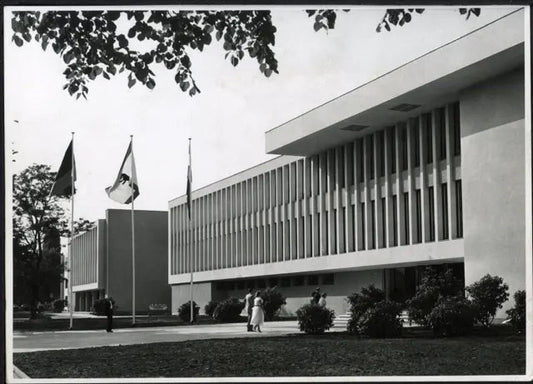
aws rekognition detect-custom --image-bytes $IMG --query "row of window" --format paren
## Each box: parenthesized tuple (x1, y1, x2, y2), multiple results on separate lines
(216, 273, 335, 291)
(170, 103, 463, 275)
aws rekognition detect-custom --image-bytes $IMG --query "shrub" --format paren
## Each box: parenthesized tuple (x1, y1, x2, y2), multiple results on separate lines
(261, 287, 287, 321)
(213, 298, 244, 322)
(406, 267, 464, 327)
(296, 303, 335, 334)
(204, 300, 220, 318)
(52, 299, 65, 313)
(506, 290, 525, 333)
(427, 295, 475, 337)
(466, 274, 509, 327)
(347, 285, 402, 338)
(178, 301, 200, 323)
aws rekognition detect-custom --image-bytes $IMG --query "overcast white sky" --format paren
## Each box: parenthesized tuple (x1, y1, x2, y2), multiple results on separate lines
(4, 6, 519, 223)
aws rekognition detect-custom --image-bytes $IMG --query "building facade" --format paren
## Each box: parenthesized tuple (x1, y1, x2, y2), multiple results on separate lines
(168, 10, 527, 318)
(71, 209, 169, 313)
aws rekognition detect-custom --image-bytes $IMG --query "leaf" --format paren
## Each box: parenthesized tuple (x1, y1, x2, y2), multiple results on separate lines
(13, 35, 23, 47)
(459, 8, 467, 15)
(180, 81, 190, 92)
(146, 78, 155, 89)
(216, 29, 222, 41)
(265, 68, 272, 77)
(128, 76, 136, 88)
(230, 56, 238, 67)
(103, 71, 110, 80)
(313, 21, 321, 32)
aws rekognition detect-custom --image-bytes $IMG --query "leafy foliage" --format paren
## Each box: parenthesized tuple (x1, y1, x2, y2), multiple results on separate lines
(13, 164, 67, 318)
(427, 295, 475, 337)
(178, 300, 200, 322)
(406, 267, 464, 327)
(261, 287, 287, 321)
(10, 9, 480, 99)
(466, 274, 509, 327)
(10, 10, 292, 99)
(376, 8, 481, 32)
(52, 299, 66, 313)
(204, 300, 219, 318)
(347, 285, 402, 337)
(296, 303, 335, 334)
(506, 290, 526, 333)
(212, 298, 244, 323)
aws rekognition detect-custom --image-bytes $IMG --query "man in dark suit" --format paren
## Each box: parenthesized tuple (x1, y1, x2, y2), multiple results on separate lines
(104, 295, 114, 333)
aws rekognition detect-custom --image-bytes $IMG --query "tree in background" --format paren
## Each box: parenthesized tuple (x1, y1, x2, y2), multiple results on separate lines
(10, 8, 479, 99)
(13, 164, 66, 318)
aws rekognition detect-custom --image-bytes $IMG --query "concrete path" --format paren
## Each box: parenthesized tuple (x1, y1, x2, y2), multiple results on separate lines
(13, 321, 343, 353)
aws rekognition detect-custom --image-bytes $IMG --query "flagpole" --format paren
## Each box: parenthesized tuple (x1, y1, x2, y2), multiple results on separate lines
(189, 138, 194, 324)
(131, 135, 136, 326)
(69, 132, 75, 330)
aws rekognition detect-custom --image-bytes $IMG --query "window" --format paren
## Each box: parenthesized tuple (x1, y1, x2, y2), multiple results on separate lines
(413, 121, 420, 167)
(332, 209, 337, 254)
(268, 277, 278, 287)
(390, 127, 396, 174)
(442, 183, 449, 240)
(403, 192, 410, 244)
(324, 213, 329, 255)
(236, 280, 245, 290)
(381, 197, 386, 248)
(401, 126, 408, 171)
(360, 202, 366, 250)
(322, 274, 334, 285)
(216, 281, 227, 290)
(247, 280, 256, 289)
(358, 139, 365, 182)
(346, 143, 354, 187)
(415, 189, 422, 243)
(369, 136, 375, 180)
(339, 147, 345, 189)
(392, 195, 398, 246)
(293, 276, 305, 286)
(257, 279, 266, 289)
(456, 180, 463, 238)
(439, 108, 446, 161)
(308, 275, 319, 286)
(453, 102, 461, 156)
(281, 277, 291, 287)
(426, 114, 433, 164)
(379, 131, 385, 177)
(428, 186, 435, 242)
(370, 200, 376, 249)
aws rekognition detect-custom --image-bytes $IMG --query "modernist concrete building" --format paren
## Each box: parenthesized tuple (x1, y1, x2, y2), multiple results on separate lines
(71, 209, 169, 313)
(168, 9, 528, 318)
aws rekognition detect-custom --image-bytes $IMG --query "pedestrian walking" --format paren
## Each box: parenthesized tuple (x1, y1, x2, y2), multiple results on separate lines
(311, 287, 321, 305)
(104, 295, 114, 333)
(318, 293, 327, 307)
(250, 291, 264, 333)
(244, 288, 254, 332)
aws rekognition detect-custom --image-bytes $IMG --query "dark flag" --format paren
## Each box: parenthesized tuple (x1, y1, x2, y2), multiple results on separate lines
(186, 163, 192, 219)
(50, 140, 76, 197)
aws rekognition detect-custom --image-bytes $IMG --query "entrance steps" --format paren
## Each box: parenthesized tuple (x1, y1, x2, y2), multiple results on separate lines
(333, 310, 417, 329)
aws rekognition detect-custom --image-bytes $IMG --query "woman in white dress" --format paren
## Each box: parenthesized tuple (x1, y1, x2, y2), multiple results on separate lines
(250, 291, 264, 332)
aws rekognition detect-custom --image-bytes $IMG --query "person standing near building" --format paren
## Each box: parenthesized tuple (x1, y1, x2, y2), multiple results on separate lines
(250, 291, 264, 333)
(311, 287, 321, 305)
(104, 294, 114, 333)
(318, 293, 327, 307)
(244, 288, 254, 332)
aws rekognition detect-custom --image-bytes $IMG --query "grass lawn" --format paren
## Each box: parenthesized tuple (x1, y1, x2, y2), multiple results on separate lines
(14, 330, 525, 378)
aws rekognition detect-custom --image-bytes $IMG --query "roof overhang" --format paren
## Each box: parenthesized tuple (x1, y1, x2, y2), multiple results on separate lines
(265, 9, 525, 156)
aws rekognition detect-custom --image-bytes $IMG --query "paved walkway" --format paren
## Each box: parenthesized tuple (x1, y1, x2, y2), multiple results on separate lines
(13, 321, 343, 353)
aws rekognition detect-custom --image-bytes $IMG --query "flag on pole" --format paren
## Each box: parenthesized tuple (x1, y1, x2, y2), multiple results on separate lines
(186, 141, 192, 219)
(105, 142, 140, 204)
(50, 140, 76, 197)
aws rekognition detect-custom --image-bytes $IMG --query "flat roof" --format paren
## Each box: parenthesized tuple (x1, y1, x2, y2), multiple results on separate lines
(265, 8, 525, 156)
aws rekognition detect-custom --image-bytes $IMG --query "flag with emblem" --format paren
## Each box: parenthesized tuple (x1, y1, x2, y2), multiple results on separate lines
(105, 141, 139, 204)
